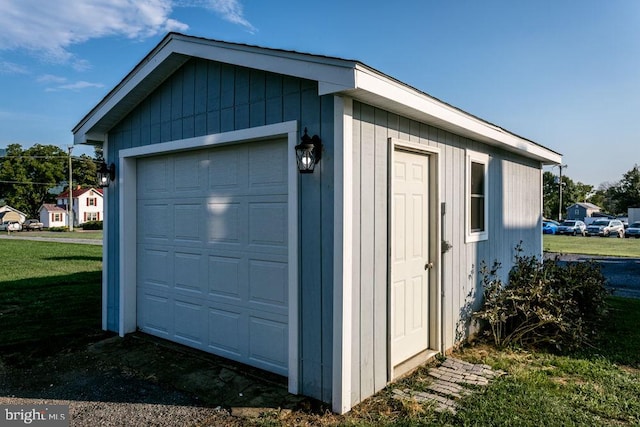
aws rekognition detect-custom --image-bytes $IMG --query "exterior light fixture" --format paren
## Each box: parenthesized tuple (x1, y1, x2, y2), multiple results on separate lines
(295, 128, 322, 173)
(98, 161, 116, 187)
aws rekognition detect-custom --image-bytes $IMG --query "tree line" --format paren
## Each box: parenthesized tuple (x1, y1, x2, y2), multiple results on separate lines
(544, 165, 640, 220)
(0, 143, 101, 218)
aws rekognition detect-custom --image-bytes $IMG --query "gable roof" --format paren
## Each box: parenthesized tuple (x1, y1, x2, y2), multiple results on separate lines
(73, 32, 562, 165)
(40, 204, 67, 213)
(0, 205, 28, 217)
(568, 202, 601, 210)
(57, 187, 103, 199)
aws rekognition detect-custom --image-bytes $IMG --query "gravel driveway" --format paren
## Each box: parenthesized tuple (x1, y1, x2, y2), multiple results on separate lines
(0, 335, 313, 426)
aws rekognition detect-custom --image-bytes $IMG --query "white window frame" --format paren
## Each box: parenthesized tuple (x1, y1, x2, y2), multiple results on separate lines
(465, 149, 489, 243)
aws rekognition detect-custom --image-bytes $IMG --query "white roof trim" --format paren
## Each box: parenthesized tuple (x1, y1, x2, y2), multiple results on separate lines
(73, 33, 561, 164)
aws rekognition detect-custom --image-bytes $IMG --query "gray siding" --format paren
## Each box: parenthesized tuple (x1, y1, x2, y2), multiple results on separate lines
(104, 58, 335, 402)
(350, 101, 542, 406)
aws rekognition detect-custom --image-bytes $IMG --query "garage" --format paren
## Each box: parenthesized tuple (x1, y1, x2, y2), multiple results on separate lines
(135, 138, 290, 376)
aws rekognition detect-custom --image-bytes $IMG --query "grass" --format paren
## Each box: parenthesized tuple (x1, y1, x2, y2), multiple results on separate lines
(2, 239, 639, 426)
(544, 233, 640, 257)
(323, 296, 640, 427)
(0, 239, 103, 354)
(12, 230, 103, 239)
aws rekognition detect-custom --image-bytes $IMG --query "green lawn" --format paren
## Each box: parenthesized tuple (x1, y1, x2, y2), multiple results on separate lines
(15, 230, 103, 239)
(2, 239, 639, 426)
(0, 239, 103, 352)
(544, 233, 640, 257)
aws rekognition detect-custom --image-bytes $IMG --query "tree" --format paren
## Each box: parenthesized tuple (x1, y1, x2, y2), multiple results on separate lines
(611, 165, 640, 214)
(0, 145, 103, 217)
(543, 170, 594, 220)
(0, 144, 67, 217)
(72, 154, 99, 188)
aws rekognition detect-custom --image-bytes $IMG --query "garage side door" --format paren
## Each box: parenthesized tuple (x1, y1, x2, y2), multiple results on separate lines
(136, 139, 289, 376)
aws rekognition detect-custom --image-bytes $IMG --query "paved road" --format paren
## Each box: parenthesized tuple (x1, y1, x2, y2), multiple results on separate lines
(549, 253, 640, 299)
(0, 233, 102, 245)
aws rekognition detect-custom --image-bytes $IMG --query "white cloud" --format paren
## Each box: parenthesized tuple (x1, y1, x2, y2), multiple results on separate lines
(0, 0, 189, 63)
(177, 0, 256, 33)
(205, 0, 256, 33)
(0, 61, 29, 74)
(37, 74, 68, 84)
(45, 80, 106, 92)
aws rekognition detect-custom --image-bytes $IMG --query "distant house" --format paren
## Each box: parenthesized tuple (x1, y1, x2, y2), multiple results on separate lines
(39, 204, 68, 228)
(55, 187, 104, 226)
(566, 203, 601, 221)
(0, 205, 27, 224)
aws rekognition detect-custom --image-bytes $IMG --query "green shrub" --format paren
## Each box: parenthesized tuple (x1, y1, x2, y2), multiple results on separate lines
(82, 220, 103, 230)
(474, 245, 608, 352)
(48, 226, 69, 232)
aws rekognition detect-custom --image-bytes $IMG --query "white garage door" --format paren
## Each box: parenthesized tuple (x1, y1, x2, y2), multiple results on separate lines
(136, 138, 289, 376)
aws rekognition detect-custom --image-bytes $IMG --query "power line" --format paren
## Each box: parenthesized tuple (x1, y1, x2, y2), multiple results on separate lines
(0, 179, 60, 186)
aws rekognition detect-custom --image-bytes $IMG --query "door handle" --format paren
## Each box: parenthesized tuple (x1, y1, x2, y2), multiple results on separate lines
(425, 262, 434, 270)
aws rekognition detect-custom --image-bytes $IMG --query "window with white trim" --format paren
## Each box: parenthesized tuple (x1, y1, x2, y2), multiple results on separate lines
(466, 150, 489, 242)
(86, 212, 99, 221)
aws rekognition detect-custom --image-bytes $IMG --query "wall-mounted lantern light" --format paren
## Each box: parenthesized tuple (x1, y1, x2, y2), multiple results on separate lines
(98, 161, 116, 187)
(295, 128, 322, 173)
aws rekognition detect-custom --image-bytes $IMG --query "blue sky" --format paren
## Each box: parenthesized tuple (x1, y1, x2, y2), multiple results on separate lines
(1, 1, 639, 187)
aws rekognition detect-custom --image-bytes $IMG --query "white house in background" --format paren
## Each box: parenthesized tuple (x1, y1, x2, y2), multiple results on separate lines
(55, 187, 104, 226)
(39, 204, 68, 228)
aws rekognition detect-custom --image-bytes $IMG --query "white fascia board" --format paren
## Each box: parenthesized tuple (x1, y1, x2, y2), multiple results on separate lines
(350, 66, 562, 165)
(171, 37, 357, 90)
(73, 44, 180, 145)
(74, 34, 356, 145)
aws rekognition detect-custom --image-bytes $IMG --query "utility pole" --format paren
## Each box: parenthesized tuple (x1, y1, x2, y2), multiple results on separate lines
(554, 163, 568, 221)
(68, 146, 74, 231)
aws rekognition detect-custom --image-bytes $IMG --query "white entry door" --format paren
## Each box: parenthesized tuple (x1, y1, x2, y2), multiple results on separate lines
(391, 149, 430, 366)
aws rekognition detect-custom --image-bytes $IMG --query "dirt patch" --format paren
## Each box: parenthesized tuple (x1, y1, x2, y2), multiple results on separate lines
(0, 333, 329, 425)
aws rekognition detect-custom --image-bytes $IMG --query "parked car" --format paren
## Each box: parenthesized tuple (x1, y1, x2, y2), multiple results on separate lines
(22, 219, 44, 231)
(625, 221, 640, 238)
(542, 220, 560, 234)
(585, 219, 625, 237)
(0, 221, 22, 231)
(557, 220, 587, 236)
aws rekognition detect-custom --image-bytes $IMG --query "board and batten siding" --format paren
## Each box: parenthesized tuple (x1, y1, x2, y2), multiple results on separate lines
(103, 58, 335, 402)
(349, 101, 542, 406)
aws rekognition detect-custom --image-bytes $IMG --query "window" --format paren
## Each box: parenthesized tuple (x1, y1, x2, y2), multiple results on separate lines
(85, 212, 99, 221)
(52, 213, 63, 222)
(87, 198, 97, 206)
(466, 150, 489, 242)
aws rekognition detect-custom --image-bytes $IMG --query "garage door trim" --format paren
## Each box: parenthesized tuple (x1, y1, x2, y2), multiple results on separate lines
(116, 121, 300, 394)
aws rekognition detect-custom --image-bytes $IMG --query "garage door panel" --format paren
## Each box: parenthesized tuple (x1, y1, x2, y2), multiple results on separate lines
(139, 292, 171, 336)
(138, 157, 171, 195)
(208, 255, 243, 300)
(139, 203, 172, 241)
(206, 201, 243, 244)
(138, 248, 171, 289)
(174, 152, 207, 193)
(174, 300, 205, 345)
(249, 202, 287, 249)
(248, 259, 287, 313)
(137, 138, 289, 377)
(174, 251, 206, 294)
(248, 316, 287, 374)
(248, 141, 287, 190)
(174, 204, 203, 243)
(208, 307, 243, 356)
